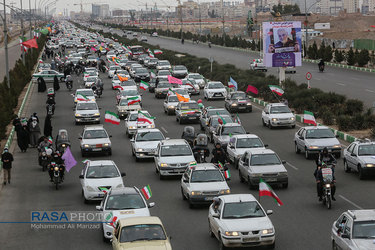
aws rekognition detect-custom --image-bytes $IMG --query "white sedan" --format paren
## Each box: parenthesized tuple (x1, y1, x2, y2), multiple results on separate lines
(125, 110, 155, 138)
(204, 81, 227, 100)
(79, 160, 125, 203)
(107, 65, 122, 78)
(131, 128, 165, 161)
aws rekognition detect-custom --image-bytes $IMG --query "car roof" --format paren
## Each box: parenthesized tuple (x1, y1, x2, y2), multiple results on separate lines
(179, 101, 197, 104)
(247, 148, 276, 155)
(230, 91, 246, 94)
(346, 210, 375, 222)
(267, 103, 287, 107)
(88, 160, 115, 166)
(192, 163, 219, 171)
(303, 126, 329, 130)
(118, 216, 163, 227)
(160, 139, 188, 146)
(129, 110, 148, 115)
(109, 187, 139, 196)
(221, 123, 242, 127)
(76, 100, 97, 104)
(208, 81, 223, 84)
(84, 124, 106, 130)
(219, 194, 258, 203)
(351, 139, 374, 145)
(232, 134, 260, 139)
(76, 88, 93, 92)
(136, 128, 162, 133)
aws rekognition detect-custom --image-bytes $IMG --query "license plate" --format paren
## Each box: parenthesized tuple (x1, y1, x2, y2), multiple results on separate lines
(267, 178, 277, 182)
(214, 93, 222, 97)
(97, 193, 104, 197)
(243, 237, 259, 242)
(239, 107, 246, 109)
(92, 148, 102, 151)
(204, 197, 213, 201)
(189, 117, 196, 120)
(96, 144, 102, 148)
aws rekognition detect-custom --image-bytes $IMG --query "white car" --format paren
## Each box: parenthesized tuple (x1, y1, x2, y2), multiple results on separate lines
(331, 209, 375, 250)
(74, 89, 95, 105)
(343, 139, 375, 179)
(117, 97, 141, 119)
(181, 79, 200, 95)
(74, 101, 100, 125)
(208, 194, 275, 249)
(204, 81, 227, 100)
(79, 125, 112, 156)
(131, 128, 165, 161)
(261, 103, 295, 129)
(106, 51, 117, 61)
(212, 123, 246, 149)
(156, 60, 171, 71)
(151, 32, 158, 37)
(163, 95, 179, 115)
(84, 76, 98, 88)
(155, 139, 196, 179)
(125, 110, 155, 138)
(116, 88, 141, 104)
(250, 58, 267, 72)
(96, 187, 155, 240)
(181, 163, 230, 208)
(226, 134, 266, 168)
(111, 74, 130, 90)
(79, 160, 125, 203)
(238, 149, 288, 189)
(187, 73, 206, 89)
(83, 70, 98, 82)
(156, 70, 171, 81)
(108, 65, 122, 78)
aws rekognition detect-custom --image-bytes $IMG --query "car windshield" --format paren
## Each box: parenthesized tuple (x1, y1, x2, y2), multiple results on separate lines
(175, 66, 186, 70)
(135, 68, 148, 74)
(352, 221, 375, 239)
(150, 58, 158, 62)
(183, 79, 196, 85)
(88, 56, 96, 59)
(236, 138, 264, 148)
(136, 131, 164, 141)
(222, 126, 245, 136)
(250, 154, 281, 166)
(190, 170, 224, 182)
(87, 77, 97, 82)
(189, 74, 202, 79)
(174, 89, 188, 95)
(211, 116, 233, 127)
(222, 201, 265, 219)
(128, 113, 144, 121)
(120, 59, 128, 63)
(76, 103, 98, 110)
(85, 165, 119, 178)
(168, 96, 179, 102)
(159, 61, 170, 66)
(180, 103, 199, 110)
(231, 93, 247, 99)
(105, 194, 145, 210)
(157, 83, 171, 88)
(306, 129, 335, 139)
(161, 145, 192, 156)
(158, 71, 169, 76)
(270, 106, 291, 114)
(121, 81, 136, 87)
(77, 90, 93, 97)
(208, 82, 224, 89)
(122, 90, 139, 96)
(83, 129, 108, 139)
(358, 144, 375, 156)
(110, 66, 121, 70)
(86, 71, 96, 76)
(120, 224, 166, 243)
(207, 109, 229, 118)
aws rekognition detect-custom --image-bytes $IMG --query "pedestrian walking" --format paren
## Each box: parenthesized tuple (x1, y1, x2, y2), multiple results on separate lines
(29, 117, 41, 147)
(44, 114, 53, 138)
(37, 77, 46, 92)
(53, 75, 60, 91)
(17, 126, 30, 152)
(13, 116, 22, 133)
(1, 148, 14, 185)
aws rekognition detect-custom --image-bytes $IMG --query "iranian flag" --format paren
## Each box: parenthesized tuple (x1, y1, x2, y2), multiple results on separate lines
(113, 86, 124, 90)
(105, 111, 120, 125)
(127, 96, 141, 105)
(76, 93, 89, 101)
(304, 110, 317, 126)
(259, 178, 283, 206)
(19, 36, 27, 52)
(224, 170, 231, 179)
(154, 49, 163, 54)
(216, 112, 227, 125)
(138, 111, 155, 124)
(168, 88, 176, 96)
(234, 114, 241, 124)
(218, 161, 224, 169)
(141, 185, 152, 200)
(48, 136, 53, 144)
(150, 70, 156, 78)
(82, 159, 90, 164)
(98, 187, 111, 194)
(140, 81, 150, 90)
(268, 85, 284, 96)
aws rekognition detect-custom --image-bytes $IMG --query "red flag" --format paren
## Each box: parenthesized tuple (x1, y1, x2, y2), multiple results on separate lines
(246, 85, 258, 95)
(22, 38, 38, 49)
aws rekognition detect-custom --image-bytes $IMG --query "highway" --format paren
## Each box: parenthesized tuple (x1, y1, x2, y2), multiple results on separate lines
(0, 36, 374, 250)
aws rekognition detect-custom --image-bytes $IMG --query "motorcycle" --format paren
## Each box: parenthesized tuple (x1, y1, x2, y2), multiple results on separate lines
(194, 149, 208, 163)
(321, 164, 334, 209)
(95, 87, 103, 98)
(208, 42, 212, 48)
(56, 129, 70, 154)
(50, 162, 63, 190)
(40, 152, 50, 172)
(65, 75, 73, 91)
(46, 104, 55, 116)
(319, 64, 325, 72)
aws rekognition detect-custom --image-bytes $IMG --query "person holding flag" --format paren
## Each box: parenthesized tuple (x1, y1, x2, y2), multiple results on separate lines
(211, 143, 227, 166)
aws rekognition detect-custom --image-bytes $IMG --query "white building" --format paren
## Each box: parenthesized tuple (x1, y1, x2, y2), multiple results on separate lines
(316, 0, 343, 14)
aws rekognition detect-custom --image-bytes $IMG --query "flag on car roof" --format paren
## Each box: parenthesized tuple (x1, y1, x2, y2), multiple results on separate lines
(224, 170, 231, 179)
(216, 112, 227, 125)
(104, 111, 120, 125)
(303, 110, 317, 126)
(150, 70, 156, 78)
(76, 93, 89, 101)
(140, 81, 150, 90)
(117, 74, 128, 82)
(176, 92, 189, 102)
(228, 77, 238, 90)
(268, 85, 284, 96)
(113, 85, 124, 90)
(141, 185, 152, 200)
(168, 88, 176, 96)
(259, 178, 283, 206)
(168, 75, 182, 85)
(61, 147, 77, 172)
(246, 85, 258, 95)
(127, 96, 141, 106)
(154, 49, 163, 54)
(137, 111, 155, 124)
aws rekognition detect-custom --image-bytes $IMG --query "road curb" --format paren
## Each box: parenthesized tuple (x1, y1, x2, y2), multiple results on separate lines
(249, 96, 357, 144)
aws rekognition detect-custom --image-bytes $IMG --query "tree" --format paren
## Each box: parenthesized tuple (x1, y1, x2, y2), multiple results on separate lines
(357, 49, 370, 67)
(334, 50, 344, 63)
(318, 41, 326, 59)
(324, 45, 333, 62)
(354, 49, 360, 65)
(347, 48, 355, 65)
(307, 41, 318, 59)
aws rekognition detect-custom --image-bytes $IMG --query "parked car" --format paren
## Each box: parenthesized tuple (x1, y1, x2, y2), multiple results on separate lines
(343, 139, 375, 179)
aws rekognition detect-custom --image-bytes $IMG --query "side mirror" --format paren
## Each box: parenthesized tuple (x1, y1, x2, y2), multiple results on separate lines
(121, 172, 126, 177)
(266, 210, 273, 215)
(130, 139, 135, 142)
(265, 112, 269, 114)
(229, 144, 234, 149)
(79, 174, 84, 179)
(78, 136, 82, 140)
(164, 100, 167, 103)
(246, 131, 250, 134)
(183, 178, 188, 183)
(341, 233, 350, 239)
(148, 202, 155, 208)
(299, 136, 304, 140)
(96, 206, 103, 211)
(212, 213, 220, 218)
(336, 135, 340, 138)
(264, 144, 269, 148)
(282, 160, 286, 164)
(351, 153, 356, 157)
(109, 135, 113, 138)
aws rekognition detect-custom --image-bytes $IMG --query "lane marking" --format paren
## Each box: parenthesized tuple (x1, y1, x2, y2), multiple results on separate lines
(365, 89, 375, 93)
(286, 162, 298, 170)
(351, 77, 359, 81)
(336, 83, 345, 86)
(339, 195, 363, 209)
(161, 126, 168, 134)
(315, 78, 321, 81)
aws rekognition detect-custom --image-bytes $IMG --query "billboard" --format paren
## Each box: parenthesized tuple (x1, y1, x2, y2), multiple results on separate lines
(263, 21, 302, 67)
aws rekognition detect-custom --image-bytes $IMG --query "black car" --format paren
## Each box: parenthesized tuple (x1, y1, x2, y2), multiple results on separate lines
(133, 68, 150, 82)
(224, 91, 252, 113)
(149, 78, 157, 93)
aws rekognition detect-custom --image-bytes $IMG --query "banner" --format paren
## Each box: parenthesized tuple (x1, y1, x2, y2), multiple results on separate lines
(263, 21, 302, 67)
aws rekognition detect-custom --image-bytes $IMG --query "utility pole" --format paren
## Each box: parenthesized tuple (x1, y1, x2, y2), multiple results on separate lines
(29, 0, 32, 38)
(198, 0, 201, 36)
(221, 0, 225, 43)
(34, 0, 36, 27)
(20, 0, 25, 64)
(304, 0, 308, 58)
(3, 0, 10, 88)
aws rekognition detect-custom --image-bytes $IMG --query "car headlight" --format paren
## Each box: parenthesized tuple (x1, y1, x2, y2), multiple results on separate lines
(271, 118, 278, 121)
(231, 103, 238, 107)
(168, 105, 175, 109)
(83, 144, 90, 148)
(191, 191, 202, 196)
(224, 231, 239, 236)
(262, 229, 274, 235)
(54, 166, 59, 171)
(136, 148, 144, 152)
(332, 145, 341, 148)
(246, 103, 252, 106)
(160, 163, 168, 167)
(75, 114, 82, 117)
(61, 144, 66, 147)
(103, 143, 110, 147)
(189, 161, 197, 166)
(94, 113, 100, 117)
(365, 163, 374, 167)
(220, 189, 230, 194)
(128, 126, 136, 129)
(86, 186, 95, 191)
(308, 146, 319, 149)
(290, 117, 295, 120)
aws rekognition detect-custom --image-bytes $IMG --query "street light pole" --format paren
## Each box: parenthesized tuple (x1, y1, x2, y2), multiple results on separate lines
(221, 0, 225, 43)
(29, 0, 32, 38)
(20, 0, 25, 64)
(3, 0, 10, 88)
(304, 0, 307, 58)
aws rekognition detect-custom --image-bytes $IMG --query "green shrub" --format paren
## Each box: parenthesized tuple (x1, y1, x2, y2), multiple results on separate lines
(345, 99, 364, 116)
(321, 111, 335, 125)
(337, 115, 353, 131)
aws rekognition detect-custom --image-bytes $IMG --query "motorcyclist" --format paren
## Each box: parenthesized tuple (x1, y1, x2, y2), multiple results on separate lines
(49, 151, 65, 182)
(46, 96, 56, 114)
(65, 75, 73, 89)
(211, 143, 228, 169)
(181, 126, 195, 147)
(208, 41, 212, 48)
(197, 99, 204, 110)
(38, 136, 52, 153)
(314, 147, 337, 201)
(96, 78, 104, 91)
(192, 134, 210, 162)
(318, 59, 325, 71)
(316, 147, 336, 167)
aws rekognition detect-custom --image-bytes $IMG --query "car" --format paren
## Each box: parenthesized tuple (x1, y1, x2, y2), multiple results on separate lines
(87, 55, 97, 64)
(154, 139, 196, 179)
(285, 66, 296, 74)
(156, 60, 171, 71)
(111, 73, 130, 90)
(172, 88, 190, 99)
(119, 79, 137, 90)
(294, 126, 342, 159)
(238, 148, 288, 189)
(32, 70, 64, 83)
(175, 101, 201, 124)
(171, 65, 188, 79)
(181, 163, 230, 207)
(343, 139, 375, 179)
(74, 89, 96, 105)
(224, 91, 252, 113)
(38, 63, 51, 72)
(261, 103, 295, 129)
(154, 82, 172, 99)
(74, 101, 100, 125)
(205, 115, 233, 143)
(180, 79, 200, 95)
(107, 65, 122, 78)
(106, 51, 117, 61)
(151, 32, 158, 37)
(250, 58, 267, 72)
(117, 97, 141, 119)
(163, 95, 179, 115)
(77, 48, 86, 56)
(199, 107, 230, 131)
(96, 187, 155, 240)
(212, 123, 246, 149)
(131, 128, 165, 161)
(137, 54, 149, 65)
(79, 160, 125, 203)
(227, 134, 266, 168)
(65, 41, 74, 48)
(124, 60, 137, 71)
(83, 70, 98, 82)
(148, 78, 157, 93)
(111, 216, 172, 250)
(133, 32, 138, 37)
(331, 209, 375, 250)
(145, 57, 159, 69)
(187, 73, 206, 89)
(84, 76, 98, 88)
(125, 110, 155, 138)
(133, 67, 150, 82)
(140, 36, 147, 42)
(116, 88, 141, 104)
(204, 81, 227, 100)
(129, 64, 143, 78)
(70, 52, 83, 61)
(79, 125, 112, 156)
(118, 58, 128, 69)
(208, 194, 275, 249)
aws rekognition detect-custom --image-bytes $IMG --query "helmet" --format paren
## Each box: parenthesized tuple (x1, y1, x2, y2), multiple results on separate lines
(322, 147, 328, 154)
(46, 148, 53, 156)
(197, 99, 202, 104)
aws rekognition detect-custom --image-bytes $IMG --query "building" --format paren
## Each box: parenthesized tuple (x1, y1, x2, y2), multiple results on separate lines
(316, 0, 343, 14)
(92, 4, 110, 18)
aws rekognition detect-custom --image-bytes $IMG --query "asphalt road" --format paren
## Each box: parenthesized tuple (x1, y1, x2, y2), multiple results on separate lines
(104, 26, 375, 108)
(0, 45, 374, 249)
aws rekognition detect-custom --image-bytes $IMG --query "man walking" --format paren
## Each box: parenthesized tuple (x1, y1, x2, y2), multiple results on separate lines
(1, 147, 14, 185)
